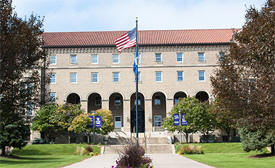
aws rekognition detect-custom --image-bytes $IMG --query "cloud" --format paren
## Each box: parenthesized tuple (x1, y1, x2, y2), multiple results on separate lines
(12, 0, 264, 32)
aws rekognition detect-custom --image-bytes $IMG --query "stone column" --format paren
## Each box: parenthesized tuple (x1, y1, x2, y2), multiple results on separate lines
(80, 100, 88, 113)
(122, 99, 130, 133)
(145, 99, 152, 133)
(102, 99, 109, 110)
(166, 98, 174, 116)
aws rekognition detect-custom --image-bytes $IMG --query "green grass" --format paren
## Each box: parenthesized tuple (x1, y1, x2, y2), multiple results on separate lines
(175, 143, 275, 168)
(0, 144, 101, 168)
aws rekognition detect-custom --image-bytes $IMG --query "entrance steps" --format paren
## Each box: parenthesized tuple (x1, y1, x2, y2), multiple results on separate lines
(103, 136, 174, 154)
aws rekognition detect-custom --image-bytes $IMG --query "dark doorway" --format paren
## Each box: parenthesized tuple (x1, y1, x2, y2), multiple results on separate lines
(130, 92, 145, 133)
(195, 91, 209, 102)
(174, 91, 187, 104)
(67, 93, 80, 104)
(88, 93, 102, 113)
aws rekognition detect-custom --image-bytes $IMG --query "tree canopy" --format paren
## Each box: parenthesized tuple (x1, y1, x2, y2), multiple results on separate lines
(211, 0, 275, 154)
(0, 0, 45, 155)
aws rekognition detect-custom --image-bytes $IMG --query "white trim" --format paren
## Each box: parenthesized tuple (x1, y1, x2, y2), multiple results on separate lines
(91, 54, 98, 64)
(112, 54, 120, 64)
(91, 72, 99, 83)
(70, 72, 77, 84)
(155, 71, 162, 82)
(70, 54, 77, 64)
(176, 52, 183, 63)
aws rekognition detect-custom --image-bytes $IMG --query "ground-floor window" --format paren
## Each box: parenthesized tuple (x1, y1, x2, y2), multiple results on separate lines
(114, 116, 122, 128)
(154, 115, 162, 127)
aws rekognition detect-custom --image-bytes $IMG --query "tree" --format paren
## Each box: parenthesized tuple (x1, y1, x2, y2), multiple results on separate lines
(211, 0, 275, 154)
(53, 104, 84, 143)
(31, 104, 58, 143)
(68, 114, 91, 143)
(162, 97, 215, 143)
(93, 109, 114, 135)
(0, 0, 45, 155)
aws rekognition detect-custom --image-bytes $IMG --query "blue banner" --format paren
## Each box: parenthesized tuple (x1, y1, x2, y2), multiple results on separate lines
(181, 114, 188, 126)
(173, 114, 180, 126)
(95, 116, 101, 128)
(88, 116, 93, 128)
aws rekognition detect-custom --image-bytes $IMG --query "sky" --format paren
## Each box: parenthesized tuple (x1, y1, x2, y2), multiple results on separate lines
(12, 0, 265, 32)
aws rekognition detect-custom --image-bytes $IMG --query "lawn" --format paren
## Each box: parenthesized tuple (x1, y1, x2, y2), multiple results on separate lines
(175, 143, 275, 168)
(0, 144, 101, 168)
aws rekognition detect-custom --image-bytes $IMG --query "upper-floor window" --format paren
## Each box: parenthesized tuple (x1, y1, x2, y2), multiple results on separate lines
(219, 51, 225, 61)
(113, 72, 119, 82)
(70, 72, 77, 83)
(177, 71, 183, 81)
(91, 72, 98, 83)
(112, 54, 119, 64)
(70, 55, 77, 64)
(50, 55, 56, 65)
(198, 70, 205, 81)
(49, 92, 56, 102)
(176, 53, 183, 63)
(198, 52, 205, 62)
(155, 71, 162, 82)
(50, 73, 56, 84)
(91, 54, 98, 64)
(155, 53, 162, 63)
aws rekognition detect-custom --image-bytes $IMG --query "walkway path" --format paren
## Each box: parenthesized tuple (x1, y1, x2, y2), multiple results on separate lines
(64, 153, 214, 168)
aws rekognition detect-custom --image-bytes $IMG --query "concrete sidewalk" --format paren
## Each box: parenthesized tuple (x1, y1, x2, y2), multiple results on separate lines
(64, 153, 214, 168)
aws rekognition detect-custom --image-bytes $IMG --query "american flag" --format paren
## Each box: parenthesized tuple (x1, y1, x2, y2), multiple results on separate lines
(115, 28, 136, 53)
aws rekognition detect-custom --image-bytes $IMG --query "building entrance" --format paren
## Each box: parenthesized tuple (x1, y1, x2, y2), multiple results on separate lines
(131, 107, 145, 133)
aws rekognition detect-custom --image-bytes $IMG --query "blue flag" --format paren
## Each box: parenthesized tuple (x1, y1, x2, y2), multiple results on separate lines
(133, 51, 138, 75)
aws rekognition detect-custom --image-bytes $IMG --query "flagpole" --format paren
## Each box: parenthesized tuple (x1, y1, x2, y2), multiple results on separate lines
(135, 17, 139, 139)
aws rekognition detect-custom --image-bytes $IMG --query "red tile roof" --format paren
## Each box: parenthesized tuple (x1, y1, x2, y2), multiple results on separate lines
(42, 29, 237, 47)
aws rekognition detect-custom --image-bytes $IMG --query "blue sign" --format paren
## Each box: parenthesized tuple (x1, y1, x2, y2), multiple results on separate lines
(181, 114, 188, 126)
(95, 116, 101, 128)
(173, 114, 180, 126)
(88, 116, 93, 128)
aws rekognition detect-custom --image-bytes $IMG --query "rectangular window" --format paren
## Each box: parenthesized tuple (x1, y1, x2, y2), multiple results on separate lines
(154, 96, 161, 105)
(70, 55, 77, 64)
(177, 71, 183, 81)
(155, 71, 162, 82)
(91, 72, 98, 83)
(91, 54, 98, 64)
(114, 116, 122, 128)
(49, 92, 56, 102)
(219, 51, 225, 61)
(198, 52, 205, 62)
(114, 97, 121, 106)
(113, 72, 119, 82)
(50, 73, 56, 84)
(134, 71, 141, 82)
(112, 54, 119, 64)
(155, 53, 162, 63)
(154, 115, 162, 127)
(50, 55, 56, 65)
(70, 72, 77, 83)
(176, 53, 183, 62)
(198, 70, 205, 81)
(28, 101, 32, 115)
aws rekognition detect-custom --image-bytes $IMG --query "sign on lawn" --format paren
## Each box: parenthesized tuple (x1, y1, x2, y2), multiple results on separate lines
(88, 116, 93, 128)
(181, 114, 188, 126)
(95, 116, 101, 128)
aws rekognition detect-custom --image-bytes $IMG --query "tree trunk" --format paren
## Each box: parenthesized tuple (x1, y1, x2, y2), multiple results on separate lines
(87, 135, 90, 144)
(1, 146, 6, 156)
(271, 144, 275, 155)
(185, 133, 189, 143)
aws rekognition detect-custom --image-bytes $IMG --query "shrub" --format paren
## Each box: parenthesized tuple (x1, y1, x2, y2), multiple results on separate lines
(177, 145, 204, 154)
(74, 145, 97, 156)
(113, 142, 153, 168)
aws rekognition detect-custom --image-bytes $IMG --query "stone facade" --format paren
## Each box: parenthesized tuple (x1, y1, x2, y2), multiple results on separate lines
(45, 44, 229, 136)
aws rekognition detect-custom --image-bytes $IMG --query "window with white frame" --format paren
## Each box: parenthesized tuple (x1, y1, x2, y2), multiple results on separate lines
(155, 53, 162, 63)
(112, 54, 119, 64)
(49, 92, 56, 102)
(70, 55, 77, 64)
(113, 72, 119, 82)
(50, 73, 56, 84)
(91, 72, 98, 83)
(177, 71, 183, 81)
(50, 55, 56, 65)
(70, 72, 77, 83)
(198, 52, 205, 62)
(155, 71, 162, 82)
(176, 53, 183, 62)
(198, 70, 205, 81)
(219, 51, 225, 61)
(91, 54, 98, 64)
